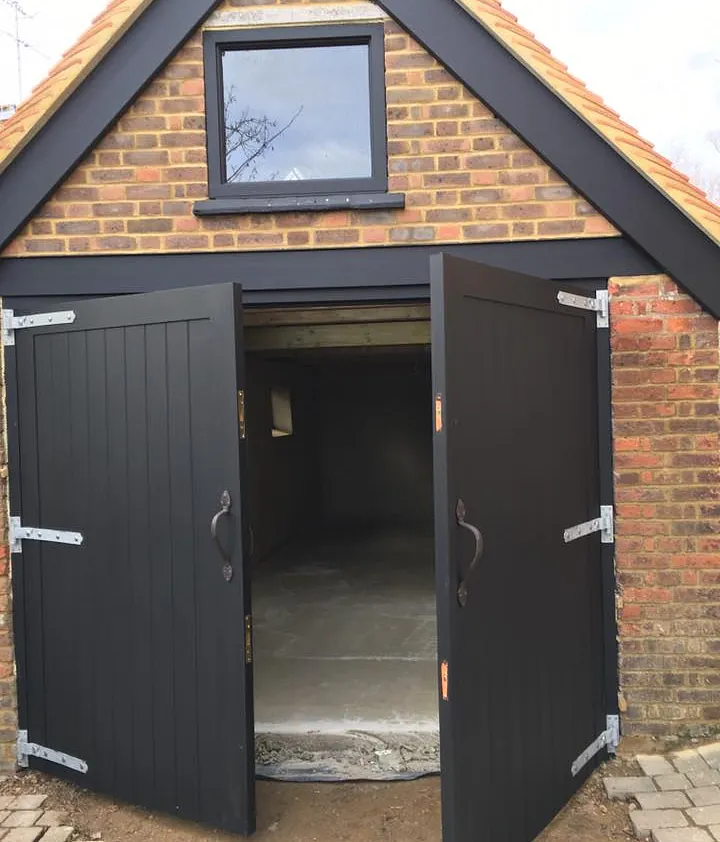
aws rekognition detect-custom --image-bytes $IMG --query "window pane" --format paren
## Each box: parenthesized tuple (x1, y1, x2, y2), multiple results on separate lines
(221, 43, 373, 185)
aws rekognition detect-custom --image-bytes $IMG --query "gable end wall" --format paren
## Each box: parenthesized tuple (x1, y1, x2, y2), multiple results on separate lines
(1, 0, 617, 257)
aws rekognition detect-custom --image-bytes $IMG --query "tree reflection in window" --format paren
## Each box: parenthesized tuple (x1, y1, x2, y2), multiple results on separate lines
(224, 85, 303, 183)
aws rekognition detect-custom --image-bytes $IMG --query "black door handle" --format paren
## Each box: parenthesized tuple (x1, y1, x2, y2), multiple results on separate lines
(456, 498, 484, 607)
(211, 490, 234, 582)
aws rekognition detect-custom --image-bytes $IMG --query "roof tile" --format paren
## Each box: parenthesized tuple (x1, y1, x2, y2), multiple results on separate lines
(0, 0, 152, 172)
(458, 0, 720, 247)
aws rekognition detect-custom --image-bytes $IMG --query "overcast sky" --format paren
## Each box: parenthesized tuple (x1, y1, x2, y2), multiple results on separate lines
(1, 0, 719, 192)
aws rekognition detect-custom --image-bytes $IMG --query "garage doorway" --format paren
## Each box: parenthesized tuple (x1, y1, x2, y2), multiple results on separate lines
(243, 306, 436, 780)
(7, 255, 613, 842)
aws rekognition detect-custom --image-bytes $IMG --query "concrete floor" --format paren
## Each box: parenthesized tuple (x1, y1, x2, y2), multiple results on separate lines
(253, 525, 440, 781)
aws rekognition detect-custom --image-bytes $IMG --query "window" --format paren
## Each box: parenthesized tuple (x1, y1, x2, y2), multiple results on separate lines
(199, 25, 403, 214)
(271, 388, 293, 438)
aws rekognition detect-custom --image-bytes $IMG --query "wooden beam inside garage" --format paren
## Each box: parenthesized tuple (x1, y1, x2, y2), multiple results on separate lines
(245, 304, 431, 350)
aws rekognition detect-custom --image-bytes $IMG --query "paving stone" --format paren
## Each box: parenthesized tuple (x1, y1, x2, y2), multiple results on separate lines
(6, 797, 47, 812)
(1, 814, 42, 829)
(40, 829, 74, 842)
(689, 806, 720, 826)
(631, 809, 688, 838)
(652, 829, 713, 842)
(35, 812, 66, 828)
(637, 791, 692, 810)
(700, 744, 720, 770)
(689, 787, 720, 807)
(709, 827, 720, 841)
(639, 755, 676, 776)
(691, 771, 720, 788)
(3, 830, 43, 842)
(605, 776, 657, 799)
(673, 750, 711, 775)
(0, 802, 13, 812)
(655, 774, 692, 791)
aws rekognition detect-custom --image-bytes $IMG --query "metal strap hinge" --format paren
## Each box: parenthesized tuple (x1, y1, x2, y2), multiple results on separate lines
(564, 505, 614, 544)
(17, 730, 88, 774)
(3, 309, 76, 346)
(10, 517, 84, 554)
(571, 715, 620, 776)
(557, 290, 609, 328)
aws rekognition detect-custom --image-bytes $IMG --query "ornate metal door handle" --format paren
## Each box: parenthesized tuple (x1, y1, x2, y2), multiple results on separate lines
(456, 498, 484, 607)
(211, 490, 234, 582)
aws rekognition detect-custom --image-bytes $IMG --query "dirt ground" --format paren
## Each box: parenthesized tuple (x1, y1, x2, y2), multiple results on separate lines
(0, 755, 640, 842)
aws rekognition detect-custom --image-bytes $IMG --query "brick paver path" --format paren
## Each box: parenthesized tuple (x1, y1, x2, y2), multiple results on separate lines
(605, 742, 720, 841)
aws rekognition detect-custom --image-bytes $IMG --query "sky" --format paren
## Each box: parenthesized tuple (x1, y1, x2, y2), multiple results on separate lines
(0, 0, 719, 194)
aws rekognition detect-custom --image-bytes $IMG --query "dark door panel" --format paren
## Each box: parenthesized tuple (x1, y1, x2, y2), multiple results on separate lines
(431, 255, 605, 842)
(11, 284, 255, 835)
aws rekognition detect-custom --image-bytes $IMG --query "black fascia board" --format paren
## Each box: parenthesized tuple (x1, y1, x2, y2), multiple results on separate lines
(0, 238, 658, 298)
(0, 0, 221, 251)
(375, 0, 720, 318)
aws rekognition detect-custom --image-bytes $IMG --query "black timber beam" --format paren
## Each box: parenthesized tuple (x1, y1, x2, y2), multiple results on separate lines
(0, 0, 220, 251)
(375, 0, 720, 318)
(0, 239, 657, 299)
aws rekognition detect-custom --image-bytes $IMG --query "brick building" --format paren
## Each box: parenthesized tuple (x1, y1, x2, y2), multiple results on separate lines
(0, 0, 718, 840)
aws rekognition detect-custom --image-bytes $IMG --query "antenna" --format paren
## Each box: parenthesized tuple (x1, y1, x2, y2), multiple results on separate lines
(0, 0, 48, 102)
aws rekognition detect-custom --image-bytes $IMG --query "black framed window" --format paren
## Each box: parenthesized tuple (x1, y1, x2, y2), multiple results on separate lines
(200, 24, 401, 213)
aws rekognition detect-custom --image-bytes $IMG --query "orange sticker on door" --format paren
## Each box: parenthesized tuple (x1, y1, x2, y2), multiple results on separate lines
(441, 660, 449, 701)
(435, 394, 443, 433)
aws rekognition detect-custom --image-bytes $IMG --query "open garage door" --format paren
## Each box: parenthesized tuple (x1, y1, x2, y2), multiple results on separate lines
(431, 255, 612, 842)
(9, 284, 256, 835)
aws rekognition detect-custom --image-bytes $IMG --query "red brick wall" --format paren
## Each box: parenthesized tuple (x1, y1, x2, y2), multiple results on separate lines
(611, 275, 720, 736)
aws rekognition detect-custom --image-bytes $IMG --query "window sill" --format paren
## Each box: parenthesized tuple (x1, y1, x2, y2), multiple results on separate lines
(193, 192, 406, 216)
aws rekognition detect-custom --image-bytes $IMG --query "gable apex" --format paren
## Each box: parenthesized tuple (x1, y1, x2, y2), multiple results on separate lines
(0, 0, 719, 314)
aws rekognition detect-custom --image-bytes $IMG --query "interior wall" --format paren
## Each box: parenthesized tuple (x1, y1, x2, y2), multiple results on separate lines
(245, 357, 319, 563)
(316, 356, 433, 528)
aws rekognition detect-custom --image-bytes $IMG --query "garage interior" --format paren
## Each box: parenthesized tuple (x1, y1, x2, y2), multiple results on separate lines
(245, 304, 439, 781)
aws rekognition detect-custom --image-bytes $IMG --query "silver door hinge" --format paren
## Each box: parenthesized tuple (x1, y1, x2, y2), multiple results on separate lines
(557, 290, 609, 328)
(17, 730, 88, 774)
(571, 715, 620, 776)
(564, 505, 614, 544)
(3, 309, 76, 346)
(10, 517, 84, 554)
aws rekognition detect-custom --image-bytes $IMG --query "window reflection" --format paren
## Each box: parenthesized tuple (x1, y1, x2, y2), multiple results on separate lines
(221, 44, 373, 185)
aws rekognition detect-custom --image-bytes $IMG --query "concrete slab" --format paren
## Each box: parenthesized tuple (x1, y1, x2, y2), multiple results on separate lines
(253, 528, 439, 780)
(700, 744, 720, 770)
(5, 798, 45, 812)
(688, 787, 720, 808)
(673, 750, 711, 776)
(1, 814, 41, 829)
(40, 829, 74, 842)
(3, 831, 43, 842)
(638, 755, 676, 776)
(652, 830, 712, 842)
(636, 791, 691, 810)
(691, 771, 720, 788)
(631, 809, 688, 837)
(689, 806, 720, 827)
(604, 776, 657, 800)
(652, 827, 712, 842)
(655, 774, 692, 791)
